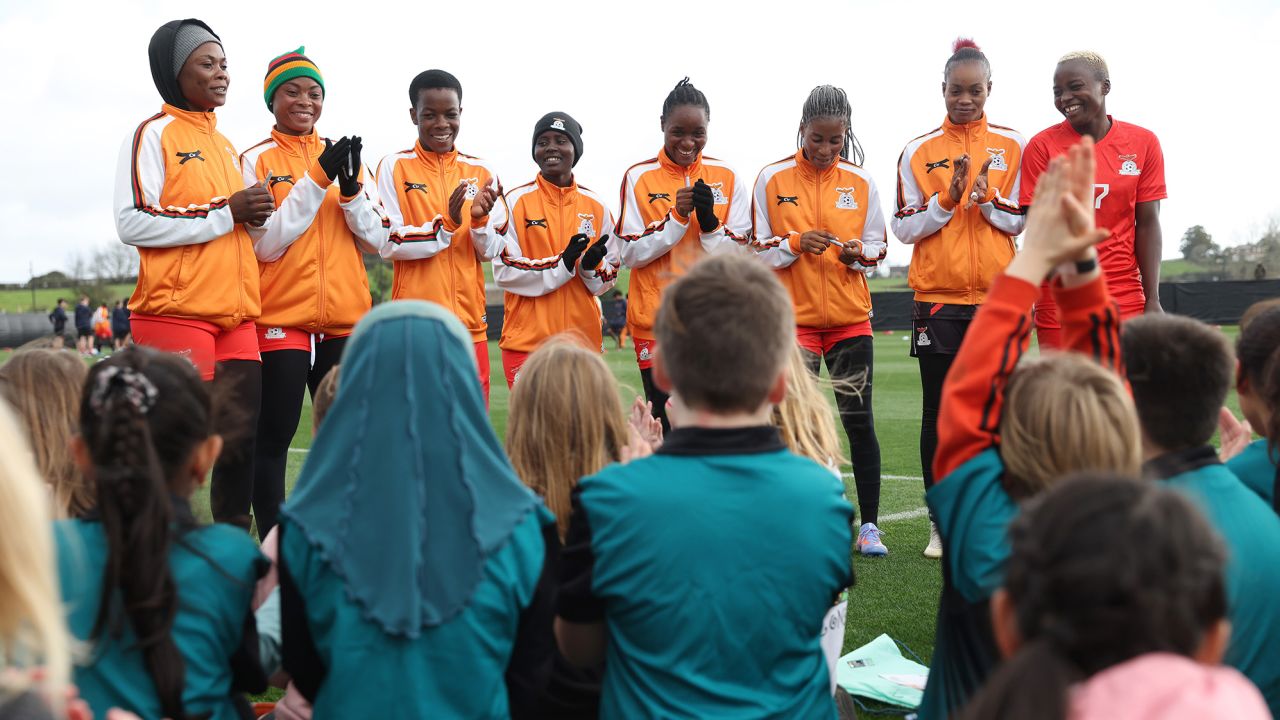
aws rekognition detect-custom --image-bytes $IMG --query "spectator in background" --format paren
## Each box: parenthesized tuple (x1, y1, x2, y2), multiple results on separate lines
(74, 296, 92, 355)
(93, 305, 112, 353)
(112, 301, 131, 351)
(48, 298, 68, 349)
(603, 290, 627, 349)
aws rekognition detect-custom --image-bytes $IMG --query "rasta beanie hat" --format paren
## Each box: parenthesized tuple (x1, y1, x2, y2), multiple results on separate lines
(532, 112, 583, 167)
(264, 47, 325, 110)
(148, 19, 222, 110)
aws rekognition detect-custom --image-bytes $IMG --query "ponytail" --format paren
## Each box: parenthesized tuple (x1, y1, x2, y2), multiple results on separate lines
(82, 349, 213, 720)
(956, 638, 1079, 720)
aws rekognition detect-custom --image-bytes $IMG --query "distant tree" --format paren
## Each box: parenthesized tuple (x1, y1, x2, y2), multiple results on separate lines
(92, 242, 139, 283)
(1179, 225, 1218, 263)
(368, 263, 392, 305)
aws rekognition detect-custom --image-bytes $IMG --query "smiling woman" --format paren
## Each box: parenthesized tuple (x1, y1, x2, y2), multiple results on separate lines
(115, 19, 276, 532)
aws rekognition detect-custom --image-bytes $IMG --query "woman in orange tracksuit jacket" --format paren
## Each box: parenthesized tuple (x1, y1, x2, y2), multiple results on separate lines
(116, 19, 275, 530)
(890, 40, 1025, 556)
(752, 85, 890, 556)
(238, 48, 389, 540)
(616, 78, 751, 429)
(494, 112, 621, 387)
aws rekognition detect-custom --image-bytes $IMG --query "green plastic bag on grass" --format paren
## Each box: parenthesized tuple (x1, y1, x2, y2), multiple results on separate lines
(836, 633, 929, 709)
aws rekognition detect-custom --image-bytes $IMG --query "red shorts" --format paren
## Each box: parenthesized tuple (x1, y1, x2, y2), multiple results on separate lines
(257, 325, 351, 354)
(796, 322, 873, 356)
(130, 314, 260, 381)
(502, 349, 529, 388)
(475, 340, 491, 407)
(633, 337, 657, 371)
(1035, 297, 1144, 350)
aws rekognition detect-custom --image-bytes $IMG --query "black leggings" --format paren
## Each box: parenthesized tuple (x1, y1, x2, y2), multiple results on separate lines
(251, 338, 346, 540)
(918, 353, 956, 497)
(639, 367, 671, 433)
(209, 359, 262, 532)
(805, 336, 881, 526)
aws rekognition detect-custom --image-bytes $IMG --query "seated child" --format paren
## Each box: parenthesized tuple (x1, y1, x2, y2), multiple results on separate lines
(920, 138, 1142, 719)
(555, 253, 855, 718)
(1123, 309, 1280, 714)
(959, 475, 1269, 720)
(1219, 301, 1280, 508)
(56, 347, 268, 720)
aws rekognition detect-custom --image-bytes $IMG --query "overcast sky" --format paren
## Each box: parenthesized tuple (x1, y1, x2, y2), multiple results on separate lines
(1, 0, 1276, 283)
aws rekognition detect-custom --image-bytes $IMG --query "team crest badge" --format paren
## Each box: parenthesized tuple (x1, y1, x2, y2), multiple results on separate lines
(639, 346, 651, 361)
(986, 148, 1008, 172)
(835, 187, 858, 210)
(1118, 154, 1141, 176)
(264, 327, 286, 340)
(708, 182, 728, 205)
(577, 213, 596, 237)
(462, 177, 480, 199)
(550, 118, 566, 131)
(915, 326, 931, 347)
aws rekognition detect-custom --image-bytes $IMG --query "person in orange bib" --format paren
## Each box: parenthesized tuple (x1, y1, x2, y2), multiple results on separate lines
(376, 69, 509, 405)
(616, 78, 751, 428)
(239, 47, 389, 540)
(494, 112, 620, 387)
(1021, 50, 1166, 349)
(116, 19, 274, 530)
(752, 84, 889, 555)
(892, 39, 1026, 558)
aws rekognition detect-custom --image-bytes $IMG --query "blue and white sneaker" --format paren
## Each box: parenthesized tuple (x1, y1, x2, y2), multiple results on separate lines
(857, 522, 888, 556)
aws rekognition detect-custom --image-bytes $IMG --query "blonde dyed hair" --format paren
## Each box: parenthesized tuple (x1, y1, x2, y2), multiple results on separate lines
(313, 365, 341, 432)
(0, 349, 90, 517)
(506, 338, 628, 539)
(774, 346, 847, 468)
(0, 399, 69, 712)
(1058, 50, 1109, 81)
(1001, 354, 1141, 498)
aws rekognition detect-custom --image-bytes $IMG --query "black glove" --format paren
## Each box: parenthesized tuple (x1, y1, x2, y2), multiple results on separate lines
(317, 136, 351, 181)
(337, 136, 362, 196)
(692, 179, 719, 233)
(561, 234, 590, 271)
(580, 234, 610, 272)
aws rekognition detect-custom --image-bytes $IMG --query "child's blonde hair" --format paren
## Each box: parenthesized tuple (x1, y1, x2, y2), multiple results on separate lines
(506, 338, 628, 539)
(0, 399, 69, 712)
(0, 349, 90, 517)
(313, 365, 341, 432)
(1001, 354, 1141, 497)
(773, 345, 847, 468)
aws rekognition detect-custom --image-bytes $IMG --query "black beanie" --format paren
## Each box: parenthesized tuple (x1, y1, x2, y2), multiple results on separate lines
(531, 112, 583, 167)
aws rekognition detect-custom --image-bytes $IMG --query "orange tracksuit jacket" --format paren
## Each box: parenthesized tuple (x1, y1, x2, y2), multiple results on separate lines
(376, 143, 509, 341)
(751, 151, 887, 329)
(934, 272, 1122, 482)
(892, 116, 1026, 306)
(240, 129, 390, 336)
(115, 104, 260, 329)
(616, 149, 751, 340)
(494, 174, 622, 353)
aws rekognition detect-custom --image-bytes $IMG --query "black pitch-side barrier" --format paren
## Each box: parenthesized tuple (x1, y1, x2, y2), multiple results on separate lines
(1, 279, 1274, 349)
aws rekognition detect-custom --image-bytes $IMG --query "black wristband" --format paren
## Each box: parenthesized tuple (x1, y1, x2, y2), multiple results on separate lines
(1074, 258, 1098, 274)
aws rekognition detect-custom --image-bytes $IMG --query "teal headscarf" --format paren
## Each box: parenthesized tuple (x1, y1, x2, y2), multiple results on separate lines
(280, 301, 541, 638)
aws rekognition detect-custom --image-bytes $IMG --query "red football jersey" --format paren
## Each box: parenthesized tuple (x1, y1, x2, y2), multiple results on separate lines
(1021, 117, 1166, 319)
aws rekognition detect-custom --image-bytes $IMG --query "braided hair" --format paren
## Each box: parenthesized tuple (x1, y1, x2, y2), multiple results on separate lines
(81, 347, 215, 720)
(944, 37, 991, 81)
(661, 77, 709, 124)
(796, 85, 864, 165)
(957, 475, 1227, 720)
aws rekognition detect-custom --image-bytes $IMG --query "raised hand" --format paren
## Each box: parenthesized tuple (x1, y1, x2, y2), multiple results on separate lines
(337, 135, 362, 196)
(692, 179, 719, 232)
(561, 233, 590, 271)
(1218, 407, 1253, 462)
(1008, 137, 1109, 283)
(580, 234, 610, 271)
(673, 186, 695, 219)
(316, 137, 351, 181)
(965, 157, 993, 209)
(628, 395, 664, 451)
(471, 179, 498, 219)
(947, 154, 971, 206)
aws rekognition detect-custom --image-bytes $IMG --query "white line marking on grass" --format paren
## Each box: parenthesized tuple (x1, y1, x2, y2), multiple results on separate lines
(843, 473, 922, 481)
(880, 507, 929, 522)
(288, 448, 308, 454)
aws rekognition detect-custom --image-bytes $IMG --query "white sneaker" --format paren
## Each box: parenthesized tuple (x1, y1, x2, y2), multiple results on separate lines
(924, 520, 943, 559)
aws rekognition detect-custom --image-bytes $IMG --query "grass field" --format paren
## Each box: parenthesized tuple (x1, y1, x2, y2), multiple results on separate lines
(3, 328, 1244, 716)
(0, 284, 136, 314)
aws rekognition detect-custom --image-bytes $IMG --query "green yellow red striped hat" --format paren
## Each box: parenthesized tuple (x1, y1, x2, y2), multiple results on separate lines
(264, 47, 324, 109)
